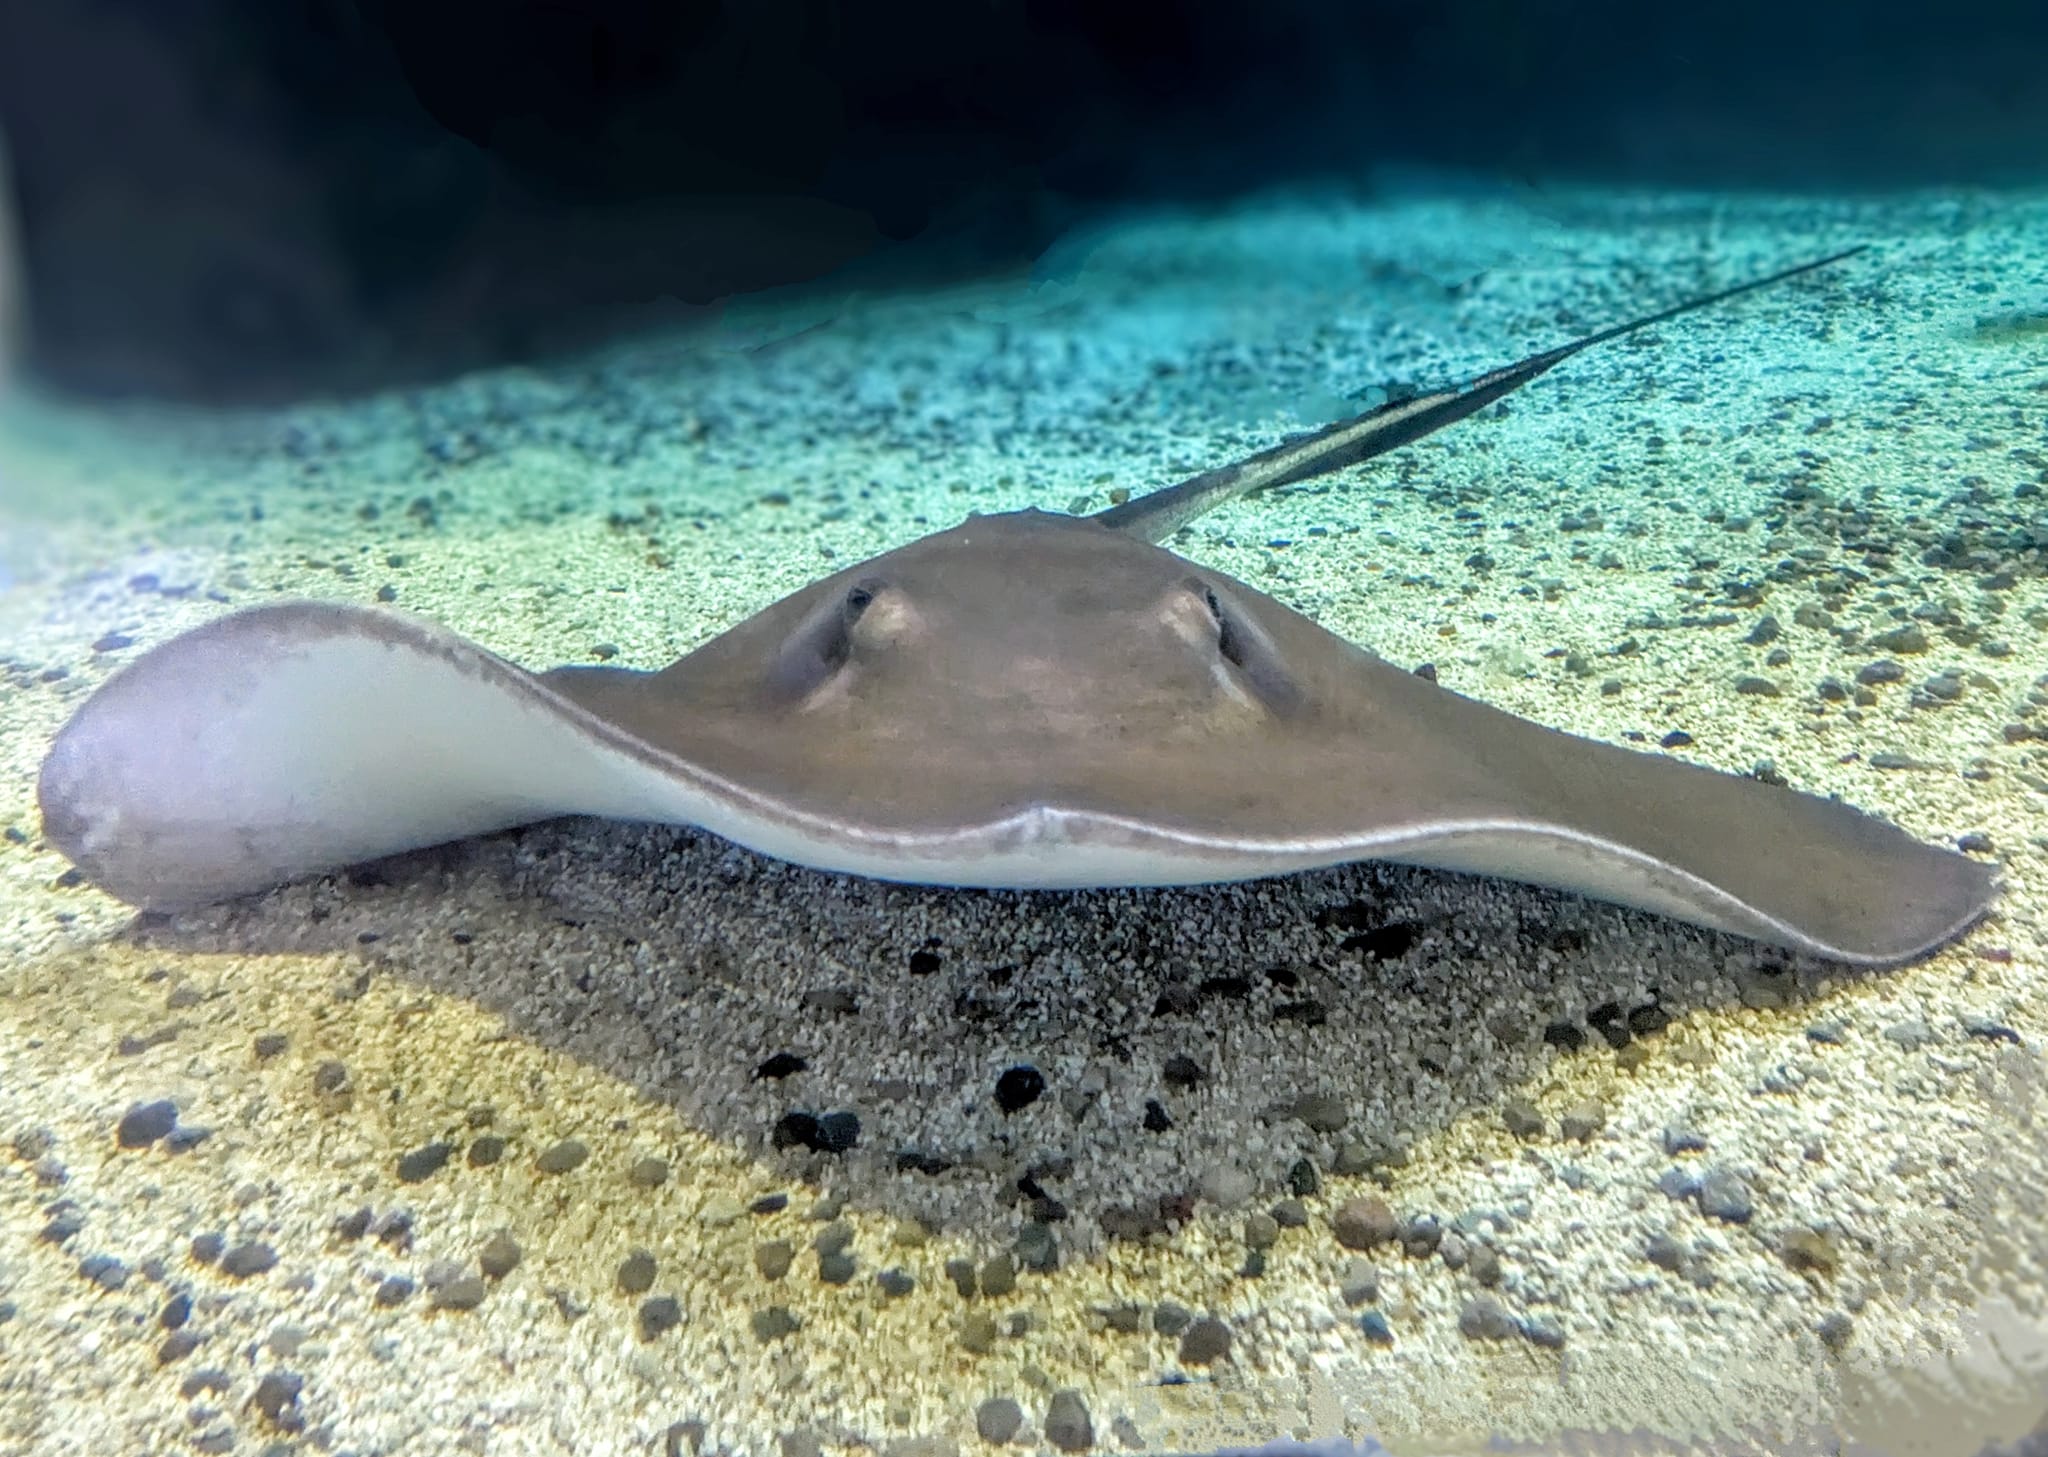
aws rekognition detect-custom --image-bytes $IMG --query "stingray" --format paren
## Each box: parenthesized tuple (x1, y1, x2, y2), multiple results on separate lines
(35, 246, 1999, 964)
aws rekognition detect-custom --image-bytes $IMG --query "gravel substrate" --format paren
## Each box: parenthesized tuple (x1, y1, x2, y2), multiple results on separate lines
(1, 184, 2043, 1456)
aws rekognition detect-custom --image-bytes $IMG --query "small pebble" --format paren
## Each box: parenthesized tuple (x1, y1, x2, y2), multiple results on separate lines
(535, 1138, 590, 1174)
(466, 1135, 505, 1167)
(628, 1156, 670, 1187)
(638, 1296, 683, 1341)
(994, 1066, 1046, 1113)
(220, 1242, 278, 1279)
(978, 1254, 1015, 1298)
(396, 1141, 453, 1183)
(877, 1268, 916, 1298)
(1178, 1316, 1231, 1365)
(752, 1306, 800, 1342)
(115, 1100, 178, 1149)
(755, 1241, 794, 1280)
(1696, 1169, 1755, 1224)
(432, 1275, 488, 1311)
(1331, 1195, 1396, 1250)
(1043, 1390, 1094, 1453)
(1337, 1258, 1378, 1307)
(1559, 1099, 1606, 1142)
(1197, 1165, 1255, 1208)
(618, 1249, 658, 1294)
(1357, 1310, 1393, 1344)
(1457, 1294, 1517, 1341)
(374, 1275, 414, 1307)
(157, 1330, 202, 1364)
(1151, 1301, 1192, 1335)
(975, 1397, 1023, 1445)
(959, 1311, 999, 1353)
(818, 1251, 856, 1284)
(1501, 1098, 1545, 1139)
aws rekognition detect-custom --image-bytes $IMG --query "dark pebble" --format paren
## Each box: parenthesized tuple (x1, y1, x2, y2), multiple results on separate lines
(1542, 1022, 1586, 1052)
(1956, 831, 1996, 854)
(752, 1305, 800, 1342)
(1358, 1310, 1393, 1344)
(628, 1156, 670, 1187)
(374, 1275, 414, 1306)
(180, 1370, 232, 1398)
(157, 1330, 202, 1364)
(252, 1033, 289, 1059)
(1178, 1317, 1231, 1365)
(396, 1141, 454, 1183)
(1152, 1301, 1192, 1335)
(975, 1396, 1023, 1444)
(312, 1060, 350, 1094)
(818, 1252, 856, 1284)
(189, 1232, 225, 1265)
(160, 1292, 192, 1329)
(994, 1066, 1046, 1114)
(877, 1268, 915, 1298)
(944, 1258, 976, 1298)
(1014, 1222, 1058, 1273)
(907, 948, 943, 976)
(1502, 1098, 1545, 1138)
(40, 1207, 85, 1245)
(431, 1275, 488, 1311)
(1457, 1295, 1518, 1341)
(1869, 625, 1928, 654)
(1523, 1315, 1567, 1349)
(115, 1100, 178, 1149)
(1331, 1195, 1396, 1250)
(1043, 1390, 1094, 1453)
(478, 1232, 522, 1279)
(467, 1135, 506, 1167)
(979, 1254, 1016, 1298)
(535, 1138, 589, 1174)
(1658, 730, 1694, 749)
(1286, 1158, 1319, 1197)
(251, 1371, 305, 1429)
(1734, 676, 1782, 697)
(78, 1253, 129, 1290)
(638, 1296, 683, 1341)
(1141, 1100, 1172, 1133)
(1856, 659, 1906, 685)
(755, 1241, 794, 1280)
(1162, 1055, 1206, 1089)
(617, 1249, 659, 1294)
(755, 1052, 807, 1080)
(220, 1242, 278, 1279)
(1818, 1310, 1855, 1351)
(92, 633, 136, 653)
(1696, 1169, 1755, 1223)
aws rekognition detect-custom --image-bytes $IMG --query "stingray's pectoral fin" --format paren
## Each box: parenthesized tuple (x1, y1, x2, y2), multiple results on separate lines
(36, 602, 659, 910)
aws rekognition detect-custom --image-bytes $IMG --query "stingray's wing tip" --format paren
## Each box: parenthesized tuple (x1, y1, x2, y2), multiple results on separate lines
(34, 601, 629, 910)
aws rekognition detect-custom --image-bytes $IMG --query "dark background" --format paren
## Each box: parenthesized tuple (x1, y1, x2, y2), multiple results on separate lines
(0, 0, 2041, 400)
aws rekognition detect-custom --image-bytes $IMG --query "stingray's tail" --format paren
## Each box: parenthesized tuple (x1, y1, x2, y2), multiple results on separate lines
(1093, 245, 1869, 544)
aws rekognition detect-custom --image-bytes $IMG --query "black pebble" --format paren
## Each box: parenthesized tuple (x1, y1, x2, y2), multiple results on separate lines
(1542, 1022, 1586, 1052)
(374, 1275, 414, 1307)
(1163, 1056, 1205, 1089)
(1341, 922, 1422, 960)
(219, 1242, 278, 1279)
(638, 1296, 683, 1341)
(396, 1142, 454, 1183)
(994, 1066, 1046, 1114)
(1142, 1100, 1173, 1133)
(907, 948, 943, 975)
(1659, 730, 1694, 749)
(189, 1233, 225, 1265)
(115, 1100, 178, 1149)
(754, 1052, 807, 1081)
(160, 1293, 192, 1329)
(772, 1111, 860, 1154)
(157, 1330, 202, 1364)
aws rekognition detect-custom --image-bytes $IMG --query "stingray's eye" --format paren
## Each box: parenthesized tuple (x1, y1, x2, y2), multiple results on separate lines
(1199, 585, 1244, 668)
(843, 579, 881, 622)
(1184, 576, 1303, 714)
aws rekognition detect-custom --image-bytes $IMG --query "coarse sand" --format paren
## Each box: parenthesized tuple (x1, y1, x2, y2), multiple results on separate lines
(0, 185, 2043, 1457)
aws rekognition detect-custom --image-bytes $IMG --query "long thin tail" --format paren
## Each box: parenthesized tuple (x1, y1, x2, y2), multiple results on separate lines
(1092, 245, 1868, 544)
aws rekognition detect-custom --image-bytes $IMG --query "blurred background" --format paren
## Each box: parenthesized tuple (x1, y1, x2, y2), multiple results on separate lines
(0, 0, 2040, 401)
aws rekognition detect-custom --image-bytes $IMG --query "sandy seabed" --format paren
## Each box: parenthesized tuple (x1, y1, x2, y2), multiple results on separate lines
(0, 185, 2043, 1456)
